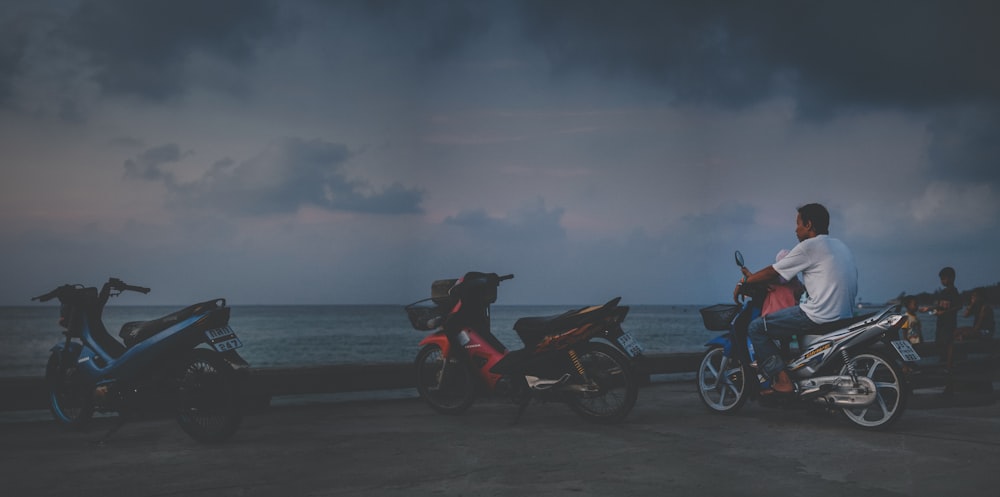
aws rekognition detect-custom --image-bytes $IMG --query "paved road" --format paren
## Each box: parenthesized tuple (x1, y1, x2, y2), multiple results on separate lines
(2, 380, 998, 497)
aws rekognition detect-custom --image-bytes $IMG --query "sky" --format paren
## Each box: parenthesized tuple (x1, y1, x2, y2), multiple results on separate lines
(2, 0, 999, 306)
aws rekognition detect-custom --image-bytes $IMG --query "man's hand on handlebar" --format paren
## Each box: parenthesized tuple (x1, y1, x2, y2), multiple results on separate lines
(733, 278, 747, 303)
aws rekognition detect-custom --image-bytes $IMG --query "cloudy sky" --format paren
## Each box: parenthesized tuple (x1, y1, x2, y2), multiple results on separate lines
(2, 0, 999, 306)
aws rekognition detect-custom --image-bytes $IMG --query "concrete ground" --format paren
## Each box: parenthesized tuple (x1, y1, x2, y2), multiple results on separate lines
(1, 379, 998, 497)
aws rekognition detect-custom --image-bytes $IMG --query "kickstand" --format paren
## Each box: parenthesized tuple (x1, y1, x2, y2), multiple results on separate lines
(509, 397, 529, 426)
(92, 415, 128, 447)
(508, 378, 532, 426)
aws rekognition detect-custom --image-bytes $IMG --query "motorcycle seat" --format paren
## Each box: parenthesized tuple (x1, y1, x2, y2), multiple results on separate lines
(801, 312, 876, 337)
(118, 299, 224, 347)
(514, 297, 622, 341)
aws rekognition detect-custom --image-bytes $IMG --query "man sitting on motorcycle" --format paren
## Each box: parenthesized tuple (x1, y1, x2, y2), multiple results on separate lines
(734, 203, 859, 394)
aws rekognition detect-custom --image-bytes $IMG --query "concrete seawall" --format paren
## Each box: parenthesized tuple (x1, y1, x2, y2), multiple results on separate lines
(2, 344, 994, 412)
(0, 352, 703, 412)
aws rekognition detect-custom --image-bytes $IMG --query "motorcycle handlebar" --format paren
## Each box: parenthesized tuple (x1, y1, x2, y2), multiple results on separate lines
(450, 272, 514, 298)
(107, 278, 150, 295)
(31, 285, 74, 302)
(30, 279, 151, 303)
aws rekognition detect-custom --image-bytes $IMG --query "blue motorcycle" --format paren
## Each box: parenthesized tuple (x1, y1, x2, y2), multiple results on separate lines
(32, 277, 248, 443)
(695, 251, 918, 430)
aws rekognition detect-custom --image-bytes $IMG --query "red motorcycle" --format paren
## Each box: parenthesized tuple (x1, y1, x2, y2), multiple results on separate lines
(405, 272, 642, 423)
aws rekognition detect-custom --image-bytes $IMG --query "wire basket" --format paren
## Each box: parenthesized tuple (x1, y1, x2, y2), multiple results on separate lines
(699, 304, 740, 331)
(405, 299, 444, 331)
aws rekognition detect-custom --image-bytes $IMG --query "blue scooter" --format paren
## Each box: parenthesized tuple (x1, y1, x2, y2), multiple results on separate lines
(32, 277, 248, 443)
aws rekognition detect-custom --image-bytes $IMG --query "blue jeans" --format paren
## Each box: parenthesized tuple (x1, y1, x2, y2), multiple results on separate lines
(748, 305, 822, 378)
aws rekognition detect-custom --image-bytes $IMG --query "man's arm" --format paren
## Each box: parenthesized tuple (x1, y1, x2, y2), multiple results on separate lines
(745, 265, 781, 286)
(733, 265, 781, 302)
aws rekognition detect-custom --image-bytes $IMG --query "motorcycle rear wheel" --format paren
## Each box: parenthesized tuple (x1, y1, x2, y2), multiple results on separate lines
(838, 350, 908, 430)
(697, 346, 749, 414)
(175, 348, 243, 443)
(415, 344, 476, 414)
(566, 342, 639, 423)
(45, 352, 94, 429)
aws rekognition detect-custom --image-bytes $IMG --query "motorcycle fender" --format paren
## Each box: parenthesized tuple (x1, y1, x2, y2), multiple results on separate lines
(220, 349, 251, 371)
(419, 332, 452, 357)
(598, 325, 643, 358)
(705, 334, 732, 355)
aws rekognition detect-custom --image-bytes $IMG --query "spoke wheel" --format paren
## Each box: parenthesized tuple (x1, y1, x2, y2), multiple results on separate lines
(566, 342, 638, 423)
(839, 351, 908, 430)
(697, 346, 748, 414)
(175, 349, 242, 443)
(415, 344, 476, 414)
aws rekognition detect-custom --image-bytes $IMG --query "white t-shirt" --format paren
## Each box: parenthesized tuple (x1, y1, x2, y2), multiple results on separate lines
(772, 235, 858, 323)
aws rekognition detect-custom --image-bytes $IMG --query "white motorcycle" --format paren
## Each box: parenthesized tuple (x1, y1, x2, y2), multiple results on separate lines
(696, 251, 919, 430)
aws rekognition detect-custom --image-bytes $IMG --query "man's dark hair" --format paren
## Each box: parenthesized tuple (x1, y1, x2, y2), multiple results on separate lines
(939, 266, 956, 279)
(797, 203, 830, 235)
(902, 295, 916, 306)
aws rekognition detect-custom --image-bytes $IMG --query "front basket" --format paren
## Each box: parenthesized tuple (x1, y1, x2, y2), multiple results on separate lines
(405, 299, 444, 331)
(699, 304, 740, 331)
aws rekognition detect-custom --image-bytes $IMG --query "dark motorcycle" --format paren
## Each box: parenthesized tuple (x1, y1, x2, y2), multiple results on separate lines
(32, 277, 248, 443)
(405, 272, 642, 423)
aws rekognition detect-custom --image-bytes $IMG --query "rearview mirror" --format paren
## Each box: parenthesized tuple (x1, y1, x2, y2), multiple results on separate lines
(735, 250, 745, 268)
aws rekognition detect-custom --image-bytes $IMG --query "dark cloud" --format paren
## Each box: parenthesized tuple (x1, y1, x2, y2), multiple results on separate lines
(512, 0, 1000, 114)
(513, 1, 773, 108)
(505, 1, 1000, 188)
(60, 0, 295, 100)
(123, 143, 184, 182)
(0, 18, 29, 106)
(124, 138, 424, 216)
(927, 106, 1000, 184)
(344, 0, 493, 62)
(25, 1, 999, 113)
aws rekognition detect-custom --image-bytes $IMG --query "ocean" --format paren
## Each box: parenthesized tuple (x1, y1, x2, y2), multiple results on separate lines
(0, 303, 955, 378)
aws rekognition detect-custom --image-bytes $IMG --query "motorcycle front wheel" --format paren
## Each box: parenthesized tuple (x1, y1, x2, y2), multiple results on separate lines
(697, 346, 749, 414)
(415, 344, 476, 414)
(838, 350, 908, 430)
(566, 342, 639, 423)
(174, 348, 243, 443)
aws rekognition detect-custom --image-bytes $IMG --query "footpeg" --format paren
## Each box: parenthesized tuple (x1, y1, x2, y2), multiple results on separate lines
(525, 373, 571, 391)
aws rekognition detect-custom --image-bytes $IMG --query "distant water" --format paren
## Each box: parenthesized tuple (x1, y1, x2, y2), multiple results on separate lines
(0, 303, 956, 377)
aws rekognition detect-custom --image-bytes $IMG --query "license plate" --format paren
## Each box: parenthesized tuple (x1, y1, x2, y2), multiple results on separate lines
(617, 332, 644, 358)
(891, 340, 921, 362)
(212, 337, 243, 352)
(205, 327, 243, 352)
(206, 326, 235, 340)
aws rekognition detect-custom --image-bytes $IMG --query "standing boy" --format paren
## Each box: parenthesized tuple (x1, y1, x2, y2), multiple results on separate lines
(901, 296, 923, 345)
(921, 267, 960, 362)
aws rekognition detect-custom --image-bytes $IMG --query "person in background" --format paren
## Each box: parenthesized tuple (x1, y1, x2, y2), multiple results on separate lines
(954, 287, 994, 342)
(901, 296, 923, 345)
(920, 267, 960, 362)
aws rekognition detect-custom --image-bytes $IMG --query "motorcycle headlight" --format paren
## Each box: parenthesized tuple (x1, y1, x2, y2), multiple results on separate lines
(877, 315, 905, 330)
